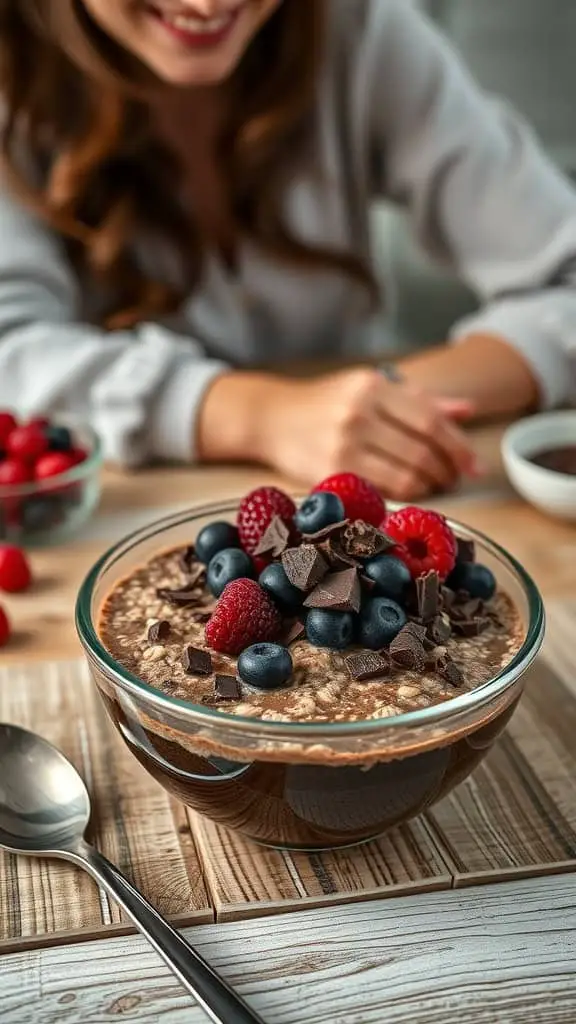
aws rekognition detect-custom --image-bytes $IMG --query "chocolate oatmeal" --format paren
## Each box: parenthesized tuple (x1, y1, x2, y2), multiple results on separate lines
(99, 546, 523, 725)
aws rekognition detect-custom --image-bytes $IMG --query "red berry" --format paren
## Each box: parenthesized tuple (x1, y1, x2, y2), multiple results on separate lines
(205, 578, 281, 655)
(69, 447, 88, 466)
(0, 411, 17, 447)
(26, 416, 50, 430)
(313, 473, 386, 527)
(237, 486, 297, 557)
(384, 506, 457, 580)
(0, 604, 10, 646)
(0, 459, 32, 486)
(7, 424, 48, 463)
(34, 451, 77, 480)
(0, 545, 32, 593)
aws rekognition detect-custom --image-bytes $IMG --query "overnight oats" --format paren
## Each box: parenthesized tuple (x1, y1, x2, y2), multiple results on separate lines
(77, 477, 544, 850)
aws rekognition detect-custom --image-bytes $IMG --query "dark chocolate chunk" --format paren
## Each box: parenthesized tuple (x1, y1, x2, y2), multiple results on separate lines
(432, 650, 464, 687)
(281, 544, 329, 592)
(389, 625, 427, 672)
(178, 545, 197, 574)
(156, 585, 203, 607)
(452, 616, 491, 638)
(182, 645, 213, 676)
(345, 650, 390, 681)
(416, 571, 440, 623)
(440, 586, 456, 610)
(302, 519, 349, 543)
(303, 568, 361, 613)
(214, 674, 242, 701)
(402, 621, 428, 642)
(253, 515, 291, 557)
(147, 620, 171, 643)
(341, 520, 395, 559)
(456, 537, 476, 564)
(279, 619, 306, 646)
(320, 540, 361, 571)
(191, 609, 215, 624)
(360, 573, 377, 591)
(427, 614, 452, 646)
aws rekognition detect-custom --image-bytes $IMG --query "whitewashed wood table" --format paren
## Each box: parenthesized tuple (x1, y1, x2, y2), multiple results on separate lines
(1, 426, 576, 1023)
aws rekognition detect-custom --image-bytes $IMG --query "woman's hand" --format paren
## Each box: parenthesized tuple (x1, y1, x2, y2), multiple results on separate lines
(198, 367, 481, 499)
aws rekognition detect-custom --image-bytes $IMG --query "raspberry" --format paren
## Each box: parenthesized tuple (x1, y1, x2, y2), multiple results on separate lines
(26, 416, 50, 430)
(0, 411, 17, 447)
(0, 459, 32, 486)
(0, 604, 10, 646)
(34, 452, 77, 480)
(237, 486, 296, 556)
(7, 424, 48, 463)
(69, 447, 88, 466)
(384, 506, 457, 580)
(205, 578, 281, 655)
(0, 545, 32, 593)
(313, 473, 385, 527)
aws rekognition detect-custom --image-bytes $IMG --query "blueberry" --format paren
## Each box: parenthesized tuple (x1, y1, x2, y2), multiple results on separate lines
(357, 597, 407, 650)
(196, 521, 241, 564)
(363, 554, 411, 602)
(447, 562, 496, 601)
(259, 562, 303, 611)
(45, 425, 73, 452)
(294, 492, 345, 535)
(237, 643, 293, 690)
(306, 608, 354, 650)
(207, 548, 255, 597)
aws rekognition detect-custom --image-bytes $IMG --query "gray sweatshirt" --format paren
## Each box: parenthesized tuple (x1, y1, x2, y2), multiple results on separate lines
(1, 0, 576, 466)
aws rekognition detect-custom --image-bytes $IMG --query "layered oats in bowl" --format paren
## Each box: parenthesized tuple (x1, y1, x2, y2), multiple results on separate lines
(76, 479, 544, 850)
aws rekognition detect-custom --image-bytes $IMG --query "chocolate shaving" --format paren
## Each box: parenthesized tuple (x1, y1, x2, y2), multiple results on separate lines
(279, 619, 306, 646)
(301, 519, 349, 543)
(432, 649, 464, 687)
(303, 568, 361, 613)
(416, 571, 440, 623)
(426, 614, 452, 646)
(452, 616, 491, 638)
(191, 609, 215, 624)
(345, 650, 390, 681)
(341, 520, 395, 559)
(360, 573, 377, 591)
(147, 620, 170, 643)
(182, 645, 213, 676)
(389, 625, 427, 672)
(178, 545, 196, 574)
(282, 544, 328, 592)
(456, 537, 476, 564)
(156, 585, 203, 607)
(253, 515, 290, 557)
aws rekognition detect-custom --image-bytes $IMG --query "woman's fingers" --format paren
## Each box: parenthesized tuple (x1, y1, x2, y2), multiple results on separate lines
(357, 416, 456, 491)
(376, 383, 477, 477)
(354, 449, 431, 501)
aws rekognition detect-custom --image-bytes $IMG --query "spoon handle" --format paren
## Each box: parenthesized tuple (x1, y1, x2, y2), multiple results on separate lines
(79, 842, 264, 1024)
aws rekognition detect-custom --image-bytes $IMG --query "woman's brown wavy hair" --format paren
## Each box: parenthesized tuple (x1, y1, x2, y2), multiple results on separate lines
(0, 0, 374, 330)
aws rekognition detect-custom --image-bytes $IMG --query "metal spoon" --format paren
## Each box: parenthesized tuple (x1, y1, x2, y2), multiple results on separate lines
(0, 723, 264, 1024)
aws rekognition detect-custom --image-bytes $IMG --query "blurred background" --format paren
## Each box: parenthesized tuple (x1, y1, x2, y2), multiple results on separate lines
(373, 0, 576, 351)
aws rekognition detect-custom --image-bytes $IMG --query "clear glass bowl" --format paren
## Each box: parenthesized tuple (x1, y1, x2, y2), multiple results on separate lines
(0, 418, 103, 548)
(76, 500, 545, 851)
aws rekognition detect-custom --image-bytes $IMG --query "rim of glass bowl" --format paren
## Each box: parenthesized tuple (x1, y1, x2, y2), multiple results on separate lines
(75, 499, 545, 739)
(0, 419, 103, 499)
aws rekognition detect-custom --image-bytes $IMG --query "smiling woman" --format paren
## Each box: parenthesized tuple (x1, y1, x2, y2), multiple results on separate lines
(0, 1, 574, 499)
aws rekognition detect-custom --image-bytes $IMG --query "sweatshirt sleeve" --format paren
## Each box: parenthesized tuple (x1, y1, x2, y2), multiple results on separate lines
(0, 183, 227, 466)
(364, 0, 576, 407)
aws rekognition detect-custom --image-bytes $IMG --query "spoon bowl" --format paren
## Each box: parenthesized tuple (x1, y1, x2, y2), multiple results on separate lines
(0, 722, 263, 1024)
(0, 724, 90, 854)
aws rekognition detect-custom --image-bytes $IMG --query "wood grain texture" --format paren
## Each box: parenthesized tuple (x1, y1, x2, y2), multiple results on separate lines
(2, 873, 575, 1024)
(0, 660, 212, 952)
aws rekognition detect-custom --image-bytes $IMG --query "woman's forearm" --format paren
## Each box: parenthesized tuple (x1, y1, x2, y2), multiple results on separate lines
(397, 333, 541, 420)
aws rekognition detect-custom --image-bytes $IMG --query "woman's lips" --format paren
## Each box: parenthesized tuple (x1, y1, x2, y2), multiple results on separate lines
(149, 5, 241, 48)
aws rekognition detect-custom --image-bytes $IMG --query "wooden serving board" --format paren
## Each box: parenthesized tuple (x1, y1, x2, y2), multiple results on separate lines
(1, 599, 575, 953)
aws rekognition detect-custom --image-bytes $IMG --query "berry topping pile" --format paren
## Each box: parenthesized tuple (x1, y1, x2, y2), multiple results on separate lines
(177, 475, 500, 703)
(0, 543, 33, 647)
(0, 409, 88, 539)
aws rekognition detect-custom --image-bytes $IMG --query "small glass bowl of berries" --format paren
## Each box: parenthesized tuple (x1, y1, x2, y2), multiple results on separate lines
(0, 411, 103, 547)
